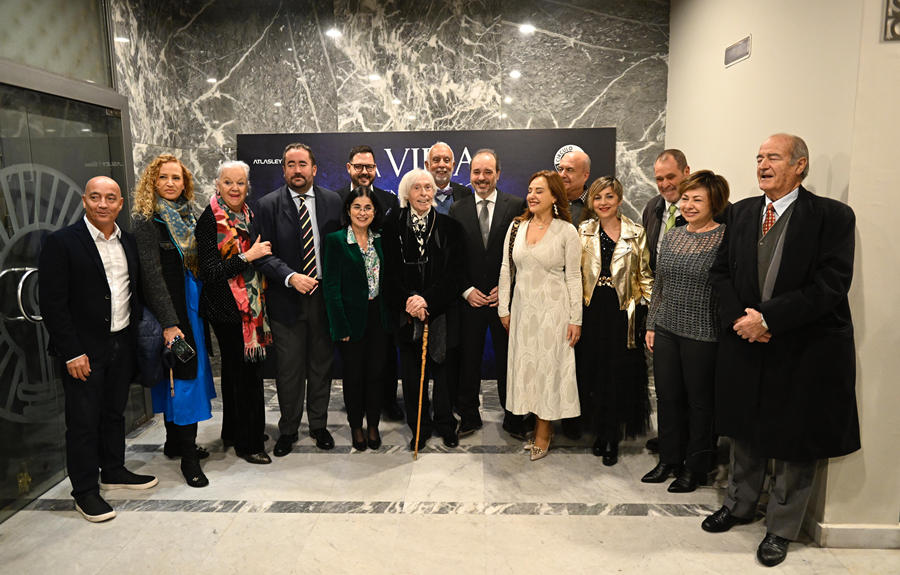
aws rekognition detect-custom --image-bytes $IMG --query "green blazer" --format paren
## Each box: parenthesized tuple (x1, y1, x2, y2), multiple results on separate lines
(322, 228, 392, 342)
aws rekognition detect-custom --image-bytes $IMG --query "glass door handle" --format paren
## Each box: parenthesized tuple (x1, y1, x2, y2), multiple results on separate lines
(18, 268, 42, 323)
(0, 268, 42, 323)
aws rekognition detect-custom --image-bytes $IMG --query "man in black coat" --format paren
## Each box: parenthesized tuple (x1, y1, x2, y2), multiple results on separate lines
(336, 144, 404, 421)
(449, 149, 527, 439)
(426, 141, 472, 215)
(39, 176, 157, 522)
(252, 143, 343, 455)
(703, 134, 860, 567)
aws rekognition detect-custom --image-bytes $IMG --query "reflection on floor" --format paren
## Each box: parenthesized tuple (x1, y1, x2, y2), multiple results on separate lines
(1, 380, 897, 574)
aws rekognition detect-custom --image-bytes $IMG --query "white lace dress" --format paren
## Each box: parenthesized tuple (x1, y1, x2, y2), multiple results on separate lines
(498, 218, 583, 420)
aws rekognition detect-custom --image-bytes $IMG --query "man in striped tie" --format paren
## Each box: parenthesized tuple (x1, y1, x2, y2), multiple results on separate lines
(252, 143, 343, 456)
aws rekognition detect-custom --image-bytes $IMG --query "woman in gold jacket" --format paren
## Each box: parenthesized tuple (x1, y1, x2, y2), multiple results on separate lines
(575, 176, 653, 465)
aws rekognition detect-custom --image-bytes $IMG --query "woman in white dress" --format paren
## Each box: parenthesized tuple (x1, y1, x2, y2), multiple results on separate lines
(499, 171, 583, 461)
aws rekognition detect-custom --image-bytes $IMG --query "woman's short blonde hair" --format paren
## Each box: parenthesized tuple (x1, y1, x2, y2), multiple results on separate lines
(581, 176, 624, 223)
(397, 168, 437, 209)
(132, 154, 195, 218)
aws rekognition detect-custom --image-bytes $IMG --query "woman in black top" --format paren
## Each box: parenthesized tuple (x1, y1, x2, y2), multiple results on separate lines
(196, 161, 273, 464)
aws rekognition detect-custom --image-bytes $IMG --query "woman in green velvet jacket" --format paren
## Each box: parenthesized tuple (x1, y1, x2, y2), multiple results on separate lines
(323, 187, 393, 452)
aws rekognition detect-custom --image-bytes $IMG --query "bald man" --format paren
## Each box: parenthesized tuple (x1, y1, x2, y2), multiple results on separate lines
(39, 176, 157, 523)
(557, 150, 591, 226)
(426, 141, 472, 214)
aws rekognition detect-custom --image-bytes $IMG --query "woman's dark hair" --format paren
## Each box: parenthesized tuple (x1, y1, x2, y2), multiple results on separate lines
(677, 170, 730, 216)
(340, 186, 384, 229)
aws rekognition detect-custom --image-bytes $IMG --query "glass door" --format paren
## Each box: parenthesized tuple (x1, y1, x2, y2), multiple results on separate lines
(0, 83, 147, 522)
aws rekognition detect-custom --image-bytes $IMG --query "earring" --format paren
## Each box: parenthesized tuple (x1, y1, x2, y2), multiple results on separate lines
(553, 203, 559, 217)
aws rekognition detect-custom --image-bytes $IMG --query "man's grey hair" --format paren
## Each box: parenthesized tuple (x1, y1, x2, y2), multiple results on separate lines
(428, 141, 454, 163)
(773, 133, 810, 181)
(397, 168, 437, 209)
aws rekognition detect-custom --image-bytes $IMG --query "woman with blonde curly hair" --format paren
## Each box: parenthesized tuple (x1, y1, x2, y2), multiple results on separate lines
(132, 154, 215, 488)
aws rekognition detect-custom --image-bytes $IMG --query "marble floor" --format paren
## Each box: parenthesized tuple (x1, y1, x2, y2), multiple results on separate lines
(2, 380, 897, 575)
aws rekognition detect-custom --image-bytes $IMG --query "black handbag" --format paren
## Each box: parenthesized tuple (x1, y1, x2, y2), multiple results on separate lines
(135, 306, 175, 388)
(507, 220, 521, 301)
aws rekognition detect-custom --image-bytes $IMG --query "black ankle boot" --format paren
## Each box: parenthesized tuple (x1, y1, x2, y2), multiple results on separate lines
(602, 441, 619, 466)
(667, 468, 708, 493)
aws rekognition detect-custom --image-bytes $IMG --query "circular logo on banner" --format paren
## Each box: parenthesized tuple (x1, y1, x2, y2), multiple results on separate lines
(554, 144, 584, 171)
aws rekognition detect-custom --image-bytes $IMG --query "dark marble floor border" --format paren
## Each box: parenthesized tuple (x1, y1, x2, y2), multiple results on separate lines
(126, 443, 648, 456)
(24, 499, 719, 517)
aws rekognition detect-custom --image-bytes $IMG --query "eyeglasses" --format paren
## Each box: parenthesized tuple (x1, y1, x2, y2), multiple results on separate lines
(350, 205, 374, 213)
(350, 164, 377, 173)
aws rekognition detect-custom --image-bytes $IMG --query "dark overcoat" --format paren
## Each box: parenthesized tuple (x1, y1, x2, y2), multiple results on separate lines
(709, 186, 860, 462)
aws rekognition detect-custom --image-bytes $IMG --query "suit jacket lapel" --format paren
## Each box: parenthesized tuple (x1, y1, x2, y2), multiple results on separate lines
(773, 186, 816, 295)
(280, 185, 301, 231)
(74, 219, 106, 276)
(739, 196, 766, 302)
(485, 194, 510, 251)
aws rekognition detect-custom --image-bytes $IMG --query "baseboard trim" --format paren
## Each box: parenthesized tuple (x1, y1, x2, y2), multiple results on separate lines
(804, 515, 900, 548)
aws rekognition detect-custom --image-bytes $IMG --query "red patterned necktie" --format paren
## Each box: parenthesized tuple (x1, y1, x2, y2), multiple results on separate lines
(762, 203, 776, 236)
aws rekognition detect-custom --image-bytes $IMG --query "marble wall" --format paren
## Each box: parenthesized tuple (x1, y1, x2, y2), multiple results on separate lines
(110, 0, 670, 219)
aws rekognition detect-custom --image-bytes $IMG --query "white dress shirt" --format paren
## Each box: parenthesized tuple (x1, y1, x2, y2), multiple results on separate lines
(285, 187, 323, 286)
(762, 186, 800, 224)
(68, 217, 131, 363)
(461, 190, 498, 299)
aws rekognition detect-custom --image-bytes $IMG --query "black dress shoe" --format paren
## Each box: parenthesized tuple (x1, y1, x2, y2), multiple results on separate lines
(100, 468, 159, 490)
(273, 433, 299, 457)
(601, 441, 619, 466)
(75, 493, 116, 522)
(702, 505, 752, 533)
(236, 450, 272, 464)
(592, 437, 605, 457)
(667, 468, 708, 493)
(757, 533, 790, 567)
(180, 457, 209, 488)
(351, 428, 367, 452)
(457, 419, 482, 438)
(309, 428, 335, 450)
(561, 419, 582, 440)
(641, 462, 682, 483)
(164, 443, 210, 460)
(645, 436, 660, 453)
(409, 436, 428, 451)
(501, 421, 526, 440)
(384, 402, 405, 422)
(366, 428, 382, 450)
(441, 433, 459, 448)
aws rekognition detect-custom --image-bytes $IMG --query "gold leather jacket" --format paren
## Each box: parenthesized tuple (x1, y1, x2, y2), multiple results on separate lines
(578, 214, 653, 348)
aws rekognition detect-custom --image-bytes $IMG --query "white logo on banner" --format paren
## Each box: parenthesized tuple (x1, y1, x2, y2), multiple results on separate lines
(554, 144, 584, 171)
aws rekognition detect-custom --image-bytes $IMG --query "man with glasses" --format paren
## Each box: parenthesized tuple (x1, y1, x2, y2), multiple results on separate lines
(337, 145, 404, 421)
(425, 141, 471, 215)
(337, 145, 400, 222)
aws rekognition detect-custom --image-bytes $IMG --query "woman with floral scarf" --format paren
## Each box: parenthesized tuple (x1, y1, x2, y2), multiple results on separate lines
(197, 161, 273, 464)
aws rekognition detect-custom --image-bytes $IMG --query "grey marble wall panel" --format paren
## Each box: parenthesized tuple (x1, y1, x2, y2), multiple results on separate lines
(331, 0, 502, 132)
(111, 0, 670, 216)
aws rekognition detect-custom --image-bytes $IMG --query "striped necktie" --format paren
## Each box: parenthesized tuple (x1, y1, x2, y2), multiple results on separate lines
(298, 195, 317, 282)
(664, 203, 677, 232)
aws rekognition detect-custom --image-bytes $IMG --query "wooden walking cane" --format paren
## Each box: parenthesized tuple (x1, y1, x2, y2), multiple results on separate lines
(414, 319, 429, 460)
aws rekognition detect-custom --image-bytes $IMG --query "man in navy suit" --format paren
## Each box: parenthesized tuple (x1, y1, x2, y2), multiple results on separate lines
(39, 176, 157, 523)
(426, 141, 472, 215)
(252, 143, 343, 456)
(449, 149, 526, 439)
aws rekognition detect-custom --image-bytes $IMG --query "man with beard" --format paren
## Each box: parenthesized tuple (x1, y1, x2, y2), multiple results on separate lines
(426, 141, 472, 215)
(336, 145, 400, 222)
(252, 143, 342, 455)
(449, 149, 527, 439)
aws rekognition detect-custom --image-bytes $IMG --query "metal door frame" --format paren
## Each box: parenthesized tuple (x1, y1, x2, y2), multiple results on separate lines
(0, 56, 154, 427)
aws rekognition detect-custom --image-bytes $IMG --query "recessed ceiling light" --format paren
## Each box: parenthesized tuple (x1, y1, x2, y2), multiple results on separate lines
(326, 29, 342, 38)
(519, 24, 536, 34)
(274, 102, 283, 107)
(501, 113, 508, 119)
(369, 74, 381, 81)
(114, 37, 130, 43)
(504, 96, 512, 104)
(287, 48, 293, 51)
(81, 128, 90, 132)
(392, 99, 401, 105)
(509, 70, 521, 79)
(207, 78, 217, 83)
(407, 114, 415, 119)
(46, 129, 56, 133)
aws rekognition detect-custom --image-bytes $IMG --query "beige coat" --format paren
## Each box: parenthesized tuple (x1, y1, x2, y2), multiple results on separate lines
(578, 213, 653, 348)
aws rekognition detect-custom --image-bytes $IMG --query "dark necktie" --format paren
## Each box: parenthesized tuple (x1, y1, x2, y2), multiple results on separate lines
(479, 199, 490, 247)
(298, 195, 317, 282)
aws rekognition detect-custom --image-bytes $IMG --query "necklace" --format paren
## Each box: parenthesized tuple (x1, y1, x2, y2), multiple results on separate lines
(534, 216, 551, 229)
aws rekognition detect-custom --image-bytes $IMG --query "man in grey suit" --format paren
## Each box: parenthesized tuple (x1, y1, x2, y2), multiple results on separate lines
(449, 149, 527, 439)
(427, 141, 472, 214)
(252, 143, 343, 456)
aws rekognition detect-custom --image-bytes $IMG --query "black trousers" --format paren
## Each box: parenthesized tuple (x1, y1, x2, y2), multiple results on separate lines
(382, 334, 400, 406)
(399, 342, 457, 438)
(164, 420, 199, 460)
(653, 327, 718, 472)
(457, 303, 520, 427)
(61, 330, 132, 500)
(337, 298, 386, 429)
(211, 320, 266, 454)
